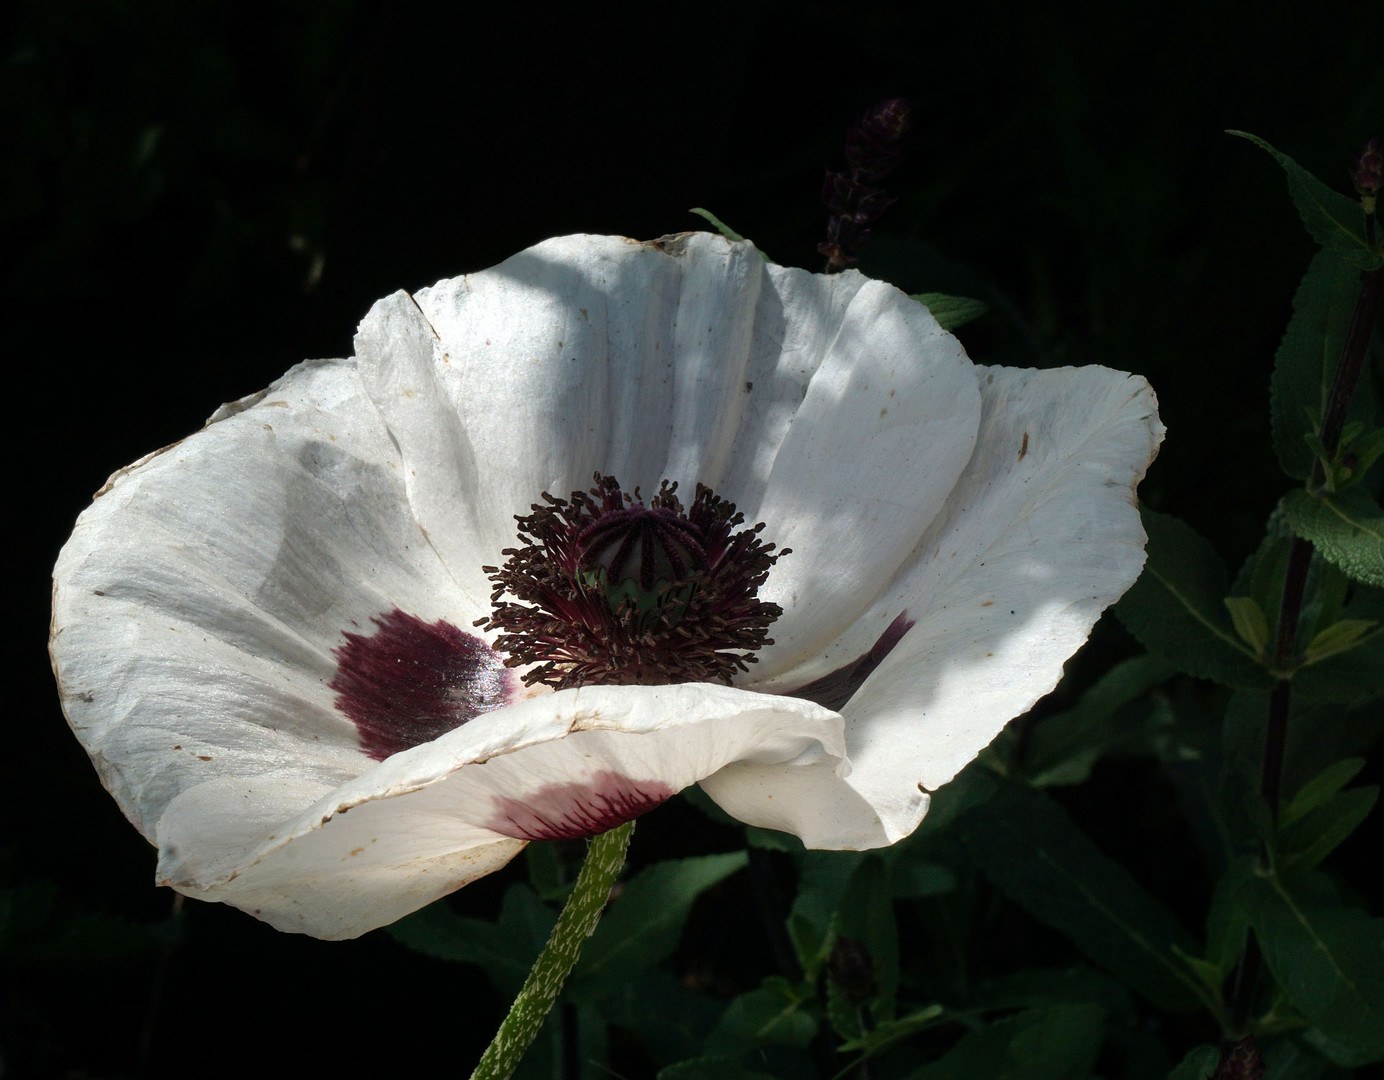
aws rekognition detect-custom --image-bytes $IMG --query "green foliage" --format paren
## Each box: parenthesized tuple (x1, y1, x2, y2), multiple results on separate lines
(1229, 132, 1381, 270)
(1282, 488, 1384, 588)
(961, 780, 1208, 1013)
(1018, 654, 1178, 787)
(387, 882, 556, 997)
(704, 975, 818, 1057)
(1114, 509, 1273, 686)
(1269, 250, 1371, 481)
(687, 207, 773, 261)
(1247, 873, 1384, 1065)
(910, 291, 989, 330)
(1167, 1044, 1220, 1080)
(573, 851, 747, 993)
(904, 1004, 1107, 1080)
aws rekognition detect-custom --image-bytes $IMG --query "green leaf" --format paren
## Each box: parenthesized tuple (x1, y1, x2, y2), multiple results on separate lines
(1114, 509, 1271, 687)
(1168, 1044, 1220, 1080)
(657, 1057, 774, 1080)
(1021, 653, 1177, 787)
(1225, 596, 1271, 656)
(906, 1004, 1106, 1080)
(574, 851, 747, 990)
(387, 883, 555, 997)
(1283, 488, 1384, 588)
(962, 781, 1207, 1012)
(1205, 856, 1258, 978)
(687, 207, 772, 262)
(836, 1004, 946, 1055)
(910, 291, 989, 330)
(705, 975, 817, 1057)
(601, 970, 722, 1065)
(832, 856, 899, 1021)
(1269, 249, 1367, 480)
(1277, 785, 1378, 878)
(1294, 583, 1384, 703)
(1229, 131, 1379, 269)
(1284, 758, 1367, 825)
(786, 849, 866, 979)
(1249, 873, 1384, 1065)
(1303, 618, 1379, 664)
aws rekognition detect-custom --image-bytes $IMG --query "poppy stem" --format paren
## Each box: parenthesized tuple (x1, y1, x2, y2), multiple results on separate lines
(470, 821, 634, 1080)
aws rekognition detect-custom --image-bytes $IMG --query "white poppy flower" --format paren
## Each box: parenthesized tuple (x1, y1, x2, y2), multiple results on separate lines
(50, 232, 1162, 940)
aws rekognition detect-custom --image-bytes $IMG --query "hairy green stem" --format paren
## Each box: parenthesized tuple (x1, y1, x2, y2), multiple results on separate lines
(470, 822, 634, 1080)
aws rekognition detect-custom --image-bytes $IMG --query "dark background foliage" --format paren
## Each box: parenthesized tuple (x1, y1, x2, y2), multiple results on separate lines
(6, 1, 1382, 1076)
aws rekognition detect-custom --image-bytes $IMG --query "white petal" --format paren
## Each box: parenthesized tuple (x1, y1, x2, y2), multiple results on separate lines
(353, 233, 980, 678)
(734, 366, 1163, 845)
(747, 281, 979, 672)
(157, 683, 844, 938)
(51, 358, 482, 837)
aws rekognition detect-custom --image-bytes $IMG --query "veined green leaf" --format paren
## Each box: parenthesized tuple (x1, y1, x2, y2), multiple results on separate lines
(1277, 785, 1378, 878)
(1248, 873, 1384, 1065)
(1268, 250, 1366, 481)
(1114, 509, 1272, 687)
(904, 1005, 1106, 1080)
(1283, 489, 1384, 589)
(962, 781, 1207, 1012)
(1284, 758, 1367, 826)
(574, 851, 747, 990)
(1229, 131, 1379, 269)
(1225, 596, 1271, 656)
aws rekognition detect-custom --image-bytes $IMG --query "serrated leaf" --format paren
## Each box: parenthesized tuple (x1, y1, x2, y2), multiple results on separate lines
(962, 781, 1207, 1012)
(1283, 488, 1384, 588)
(1229, 131, 1378, 269)
(1114, 509, 1271, 687)
(1284, 758, 1367, 825)
(1022, 653, 1177, 787)
(687, 208, 772, 262)
(907, 1004, 1107, 1080)
(836, 1004, 946, 1054)
(1225, 596, 1271, 655)
(574, 851, 746, 991)
(1168, 1044, 1220, 1080)
(1269, 249, 1365, 480)
(910, 291, 988, 330)
(1277, 785, 1379, 878)
(1248, 874, 1384, 1064)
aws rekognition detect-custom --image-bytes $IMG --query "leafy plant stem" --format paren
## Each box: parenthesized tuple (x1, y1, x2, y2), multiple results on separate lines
(470, 822, 634, 1080)
(1312, 264, 1384, 488)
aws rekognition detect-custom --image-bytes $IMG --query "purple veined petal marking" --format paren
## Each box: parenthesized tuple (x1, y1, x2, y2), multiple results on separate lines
(331, 608, 517, 760)
(486, 771, 678, 841)
(782, 611, 915, 711)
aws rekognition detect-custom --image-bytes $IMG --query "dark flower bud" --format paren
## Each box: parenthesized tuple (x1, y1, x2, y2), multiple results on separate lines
(1212, 1035, 1265, 1080)
(826, 935, 876, 1005)
(1350, 135, 1382, 197)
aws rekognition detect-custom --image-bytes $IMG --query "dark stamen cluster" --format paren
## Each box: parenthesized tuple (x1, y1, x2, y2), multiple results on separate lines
(477, 473, 787, 689)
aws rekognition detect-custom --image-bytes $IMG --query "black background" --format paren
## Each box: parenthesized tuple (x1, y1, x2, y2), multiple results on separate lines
(6, 1, 1382, 1076)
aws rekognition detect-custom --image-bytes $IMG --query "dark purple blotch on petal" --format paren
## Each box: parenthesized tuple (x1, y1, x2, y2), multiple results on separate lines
(486, 770, 676, 841)
(784, 611, 914, 711)
(331, 608, 515, 761)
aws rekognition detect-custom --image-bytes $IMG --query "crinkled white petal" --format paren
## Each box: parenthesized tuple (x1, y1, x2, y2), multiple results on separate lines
(51, 357, 478, 836)
(155, 683, 843, 938)
(353, 233, 981, 674)
(719, 365, 1162, 845)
